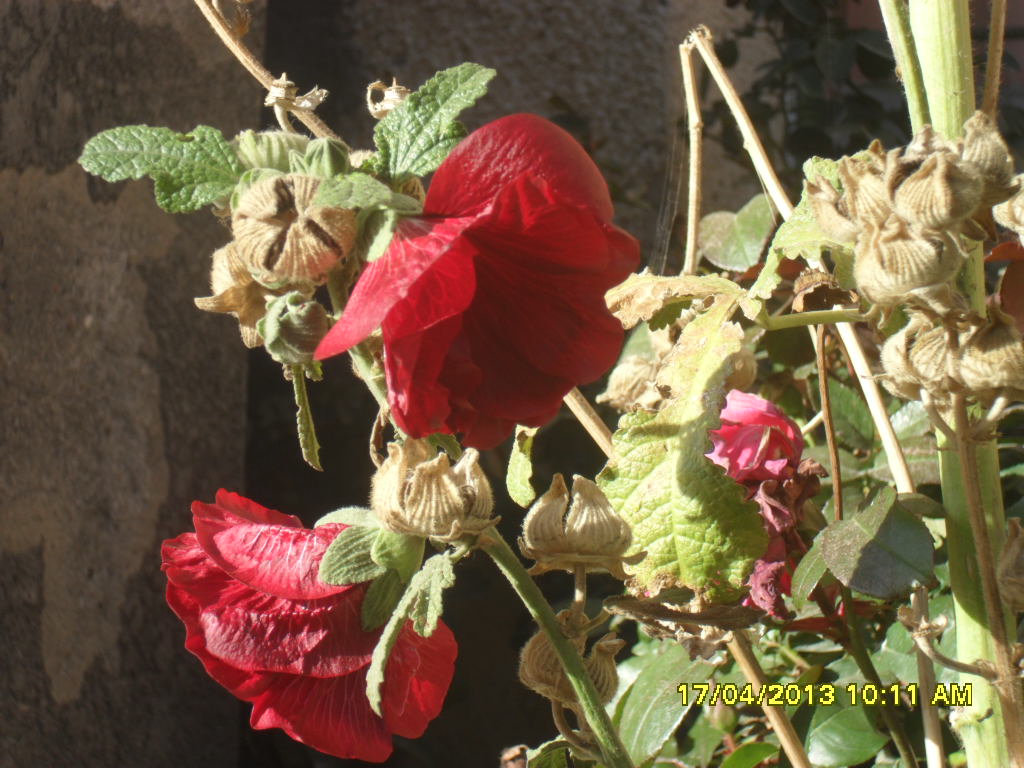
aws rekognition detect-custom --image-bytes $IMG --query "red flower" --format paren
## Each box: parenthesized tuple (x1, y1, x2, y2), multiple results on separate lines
(315, 114, 640, 449)
(707, 390, 804, 484)
(161, 490, 456, 762)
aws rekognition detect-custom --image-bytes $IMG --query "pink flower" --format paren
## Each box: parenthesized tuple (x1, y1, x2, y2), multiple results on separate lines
(707, 390, 804, 484)
(315, 114, 640, 449)
(161, 490, 456, 762)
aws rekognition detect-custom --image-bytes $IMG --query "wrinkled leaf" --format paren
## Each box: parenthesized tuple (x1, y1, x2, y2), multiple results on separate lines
(598, 297, 767, 598)
(605, 269, 746, 329)
(314, 173, 421, 213)
(361, 569, 405, 631)
(821, 487, 934, 598)
(790, 536, 827, 611)
(507, 426, 539, 507)
(318, 525, 386, 585)
(373, 63, 496, 179)
(366, 552, 456, 715)
(720, 742, 779, 768)
(699, 195, 775, 272)
(826, 378, 875, 451)
(314, 506, 381, 529)
(805, 701, 888, 767)
(291, 363, 322, 471)
(370, 529, 425, 582)
(614, 639, 716, 766)
(79, 124, 244, 212)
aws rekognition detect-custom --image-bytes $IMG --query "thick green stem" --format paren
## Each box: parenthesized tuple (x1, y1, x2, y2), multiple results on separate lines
(477, 532, 632, 768)
(907, 3, 1021, 764)
(878, 0, 930, 133)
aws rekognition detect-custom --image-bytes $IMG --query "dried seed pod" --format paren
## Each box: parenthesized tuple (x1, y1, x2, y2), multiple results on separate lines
(194, 242, 278, 348)
(880, 320, 923, 401)
(565, 477, 632, 557)
(997, 518, 1024, 613)
(232, 174, 356, 289)
(257, 291, 330, 365)
(838, 157, 891, 226)
(958, 307, 1024, 403)
(805, 177, 859, 242)
(518, 616, 585, 708)
(520, 473, 570, 555)
(371, 440, 494, 539)
(596, 354, 661, 412)
(853, 216, 962, 307)
(903, 124, 961, 163)
(907, 325, 952, 385)
(994, 180, 1024, 240)
(892, 152, 982, 230)
(961, 111, 1018, 204)
(582, 634, 625, 705)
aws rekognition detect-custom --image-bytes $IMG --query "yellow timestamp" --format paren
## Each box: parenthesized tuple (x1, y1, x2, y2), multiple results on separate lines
(678, 682, 973, 708)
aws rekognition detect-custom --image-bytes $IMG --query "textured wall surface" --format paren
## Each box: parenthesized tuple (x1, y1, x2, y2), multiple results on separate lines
(1, 1, 772, 766)
(0, 1, 255, 765)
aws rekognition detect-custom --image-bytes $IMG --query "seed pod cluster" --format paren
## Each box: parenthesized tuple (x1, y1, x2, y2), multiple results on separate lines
(371, 439, 495, 540)
(519, 474, 642, 578)
(806, 112, 1017, 312)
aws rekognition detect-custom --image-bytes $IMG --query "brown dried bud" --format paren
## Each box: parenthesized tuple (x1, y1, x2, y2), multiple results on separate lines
(519, 475, 641, 578)
(907, 325, 953, 386)
(792, 269, 856, 312)
(805, 177, 859, 242)
(518, 614, 585, 708)
(958, 307, 1024, 403)
(194, 242, 279, 348)
(903, 124, 961, 163)
(880, 320, 923, 401)
(371, 440, 495, 539)
(838, 156, 891, 226)
(854, 216, 962, 307)
(997, 518, 1024, 613)
(962, 111, 1018, 205)
(232, 174, 356, 290)
(892, 152, 982, 230)
(994, 180, 1024, 240)
(582, 633, 625, 705)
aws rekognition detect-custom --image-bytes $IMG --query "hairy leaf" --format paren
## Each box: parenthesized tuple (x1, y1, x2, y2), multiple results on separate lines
(370, 529, 425, 582)
(314, 506, 381, 529)
(597, 297, 767, 598)
(318, 526, 386, 586)
(79, 124, 243, 212)
(373, 63, 496, 179)
(291, 363, 322, 471)
(361, 570, 406, 631)
(699, 194, 775, 272)
(313, 173, 421, 213)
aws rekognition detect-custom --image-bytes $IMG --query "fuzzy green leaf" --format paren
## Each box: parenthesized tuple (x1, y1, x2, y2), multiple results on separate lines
(597, 297, 767, 598)
(314, 173, 421, 213)
(361, 570, 406, 631)
(318, 526, 386, 586)
(291, 363, 322, 471)
(698, 194, 775, 272)
(366, 552, 456, 715)
(370, 530, 425, 582)
(314, 506, 381, 529)
(507, 426, 539, 508)
(362, 208, 400, 263)
(79, 124, 244, 212)
(373, 63, 496, 180)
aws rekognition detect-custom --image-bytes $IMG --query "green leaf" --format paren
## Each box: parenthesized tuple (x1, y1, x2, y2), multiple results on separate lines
(890, 400, 931, 441)
(699, 194, 776, 272)
(79, 124, 244, 212)
(678, 711, 727, 768)
(374, 62, 496, 179)
(614, 639, 716, 766)
(318, 526, 386, 585)
(598, 297, 767, 600)
(821, 487, 934, 599)
(790, 536, 827, 611)
(525, 741, 571, 768)
(370, 529, 425, 582)
(361, 570, 406, 631)
(366, 553, 456, 715)
(314, 506, 381, 528)
(720, 742, 780, 768)
(825, 377, 875, 451)
(313, 173, 421, 213)
(805, 701, 888, 767)
(362, 208, 400, 263)
(507, 426, 539, 508)
(289, 363, 323, 470)
(605, 269, 746, 329)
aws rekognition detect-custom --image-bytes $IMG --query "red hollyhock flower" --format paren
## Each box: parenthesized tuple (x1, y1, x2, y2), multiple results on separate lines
(161, 490, 456, 762)
(707, 389, 804, 484)
(315, 114, 640, 449)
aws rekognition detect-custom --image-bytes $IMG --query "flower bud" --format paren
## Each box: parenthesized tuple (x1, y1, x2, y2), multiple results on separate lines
(194, 242, 279, 348)
(958, 307, 1024, 403)
(232, 174, 357, 290)
(257, 291, 331, 365)
(234, 130, 310, 172)
(892, 152, 981, 230)
(519, 474, 640, 577)
(371, 440, 495, 539)
(301, 137, 351, 179)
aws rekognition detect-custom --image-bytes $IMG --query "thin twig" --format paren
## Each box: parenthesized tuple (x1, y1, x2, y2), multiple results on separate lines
(687, 26, 792, 219)
(726, 632, 812, 768)
(816, 325, 843, 521)
(982, 0, 1008, 116)
(679, 42, 703, 276)
(563, 388, 614, 458)
(193, 0, 343, 141)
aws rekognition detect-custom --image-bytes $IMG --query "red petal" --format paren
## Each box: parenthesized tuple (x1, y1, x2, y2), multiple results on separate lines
(192, 496, 350, 600)
(314, 216, 476, 359)
(427, 114, 614, 221)
(382, 621, 458, 738)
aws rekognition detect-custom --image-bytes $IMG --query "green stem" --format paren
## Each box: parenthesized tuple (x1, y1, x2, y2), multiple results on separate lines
(757, 308, 864, 331)
(842, 587, 919, 768)
(477, 531, 633, 768)
(878, 0, 930, 133)
(907, 4, 1021, 765)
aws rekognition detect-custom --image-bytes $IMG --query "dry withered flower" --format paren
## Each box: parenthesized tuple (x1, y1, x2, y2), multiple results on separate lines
(194, 242, 279, 348)
(232, 174, 356, 289)
(958, 306, 1024, 403)
(518, 612, 586, 709)
(962, 111, 1018, 205)
(892, 152, 982, 230)
(994, 178, 1024, 240)
(805, 177, 859, 243)
(371, 439, 494, 539)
